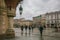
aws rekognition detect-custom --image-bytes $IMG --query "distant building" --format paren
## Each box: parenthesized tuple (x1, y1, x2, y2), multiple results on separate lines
(14, 19, 19, 23)
(33, 14, 46, 27)
(33, 15, 41, 26)
(14, 18, 25, 24)
(45, 11, 60, 28)
(14, 18, 33, 27)
(19, 20, 33, 27)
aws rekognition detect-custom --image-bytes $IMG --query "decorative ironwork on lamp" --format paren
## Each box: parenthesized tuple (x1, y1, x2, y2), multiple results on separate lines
(19, 5, 23, 15)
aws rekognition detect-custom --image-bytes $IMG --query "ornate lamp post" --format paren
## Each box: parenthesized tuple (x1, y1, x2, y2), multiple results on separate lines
(19, 4, 23, 15)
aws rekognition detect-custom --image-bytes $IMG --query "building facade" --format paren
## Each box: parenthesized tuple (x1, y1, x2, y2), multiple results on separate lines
(14, 18, 33, 27)
(33, 14, 46, 27)
(45, 11, 60, 28)
(19, 20, 33, 27)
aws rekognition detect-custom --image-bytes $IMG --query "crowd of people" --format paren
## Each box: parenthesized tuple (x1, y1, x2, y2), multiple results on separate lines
(20, 25, 35, 35)
(20, 24, 45, 36)
(14, 23, 59, 37)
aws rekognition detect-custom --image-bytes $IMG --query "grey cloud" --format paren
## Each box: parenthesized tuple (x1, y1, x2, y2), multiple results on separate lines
(14, 0, 60, 20)
(42, 0, 50, 2)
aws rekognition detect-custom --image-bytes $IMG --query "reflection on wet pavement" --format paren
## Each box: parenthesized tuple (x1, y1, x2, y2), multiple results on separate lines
(4, 28, 60, 40)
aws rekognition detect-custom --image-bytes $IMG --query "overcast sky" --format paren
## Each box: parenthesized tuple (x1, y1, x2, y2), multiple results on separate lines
(14, 0, 60, 20)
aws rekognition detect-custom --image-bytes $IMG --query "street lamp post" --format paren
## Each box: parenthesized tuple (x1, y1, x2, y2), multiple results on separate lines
(19, 5, 23, 15)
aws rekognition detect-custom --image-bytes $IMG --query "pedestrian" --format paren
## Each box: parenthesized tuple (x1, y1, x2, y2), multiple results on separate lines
(25, 25, 28, 34)
(21, 25, 24, 35)
(29, 26, 31, 35)
(39, 25, 43, 36)
(31, 25, 34, 32)
(54, 26, 58, 32)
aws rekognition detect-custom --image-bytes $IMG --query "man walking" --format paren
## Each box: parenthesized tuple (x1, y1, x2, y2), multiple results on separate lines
(25, 25, 28, 34)
(29, 26, 31, 35)
(39, 25, 43, 36)
(21, 25, 24, 35)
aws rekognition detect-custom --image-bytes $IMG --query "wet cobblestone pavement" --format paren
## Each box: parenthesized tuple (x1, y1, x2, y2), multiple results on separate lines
(4, 28, 60, 40)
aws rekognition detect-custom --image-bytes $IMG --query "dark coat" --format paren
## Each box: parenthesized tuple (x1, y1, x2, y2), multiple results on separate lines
(39, 26, 43, 31)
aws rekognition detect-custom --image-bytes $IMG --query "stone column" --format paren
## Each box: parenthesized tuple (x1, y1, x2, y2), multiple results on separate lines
(5, 8, 15, 38)
(0, 0, 8, 38)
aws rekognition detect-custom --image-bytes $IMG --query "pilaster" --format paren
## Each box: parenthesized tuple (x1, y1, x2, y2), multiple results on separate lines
(5, 8, 15, 38)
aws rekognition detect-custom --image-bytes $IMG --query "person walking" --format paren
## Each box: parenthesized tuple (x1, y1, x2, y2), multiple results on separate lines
(54, 26, 58, 32)
(25, 25, 28, 34)
(39, 25, 44, 36)
(21, 25, 24, 35)
(29, 26, 31, 35)
(31, 25, 34, 32)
